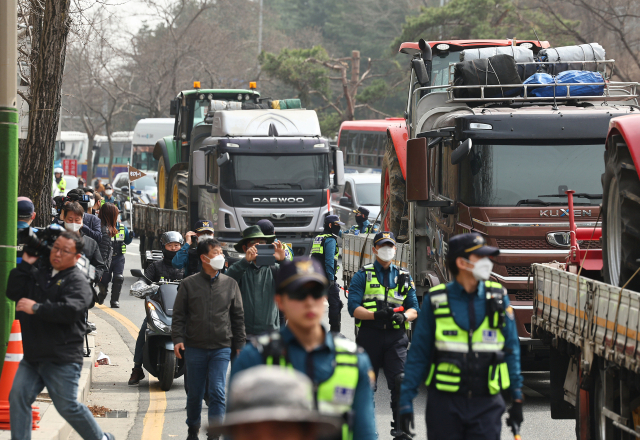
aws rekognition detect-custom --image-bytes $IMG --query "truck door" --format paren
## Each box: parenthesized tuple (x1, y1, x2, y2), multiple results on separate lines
(197, 149, 219, 229)
(337, 181, 355, 226)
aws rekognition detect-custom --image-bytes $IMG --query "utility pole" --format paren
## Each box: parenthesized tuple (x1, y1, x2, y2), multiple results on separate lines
(0, 0, 19, 374)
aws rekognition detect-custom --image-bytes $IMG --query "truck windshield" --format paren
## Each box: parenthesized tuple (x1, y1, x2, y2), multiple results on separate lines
(356, 183, 381, 206)
(221, 154, 329, 190)
(430, 51, 462, 89)
(459, 143, 604, 206)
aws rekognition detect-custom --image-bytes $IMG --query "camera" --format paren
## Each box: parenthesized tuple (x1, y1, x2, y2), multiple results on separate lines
(17, 224, 65, 258)
(255, 244, 276, 266)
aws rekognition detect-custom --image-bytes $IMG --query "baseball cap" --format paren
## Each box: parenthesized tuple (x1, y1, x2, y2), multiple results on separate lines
(276, 257, 328, 294)
(324, 214, 344, 226)
(447, 232, 499, 261)
(373, 231, 396, 246)
(208, 366, 341, 437)
(256, 219, 275, 236)
(17, 197, 34, 217)
(354, 206, 370, 217)
(194, 220, 214, 233)
(105, 183, 112, 190)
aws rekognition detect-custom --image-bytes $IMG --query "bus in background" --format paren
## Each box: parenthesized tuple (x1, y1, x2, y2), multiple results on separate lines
(337, 118, 403, 173)
(131, 118, 174, 172)
(54, 131, 89, 177)
(92, 131, 133, 182)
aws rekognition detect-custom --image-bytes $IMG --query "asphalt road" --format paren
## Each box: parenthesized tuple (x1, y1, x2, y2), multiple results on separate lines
(93, 238, 576, 439)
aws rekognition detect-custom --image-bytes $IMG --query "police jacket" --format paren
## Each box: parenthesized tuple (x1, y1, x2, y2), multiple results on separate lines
(111, 223, 132, 256)
(348, 260, 419, 329)
(144, 259, 184, 283)
(7, 260, 94, 364)
(82, 213, 102, 244)
(172, 271, 245, 350)
(226, 258, 279, 336)
(311, 233, 338, 281)
(231, 325, 377, 440)
(399, 280, 523, 415)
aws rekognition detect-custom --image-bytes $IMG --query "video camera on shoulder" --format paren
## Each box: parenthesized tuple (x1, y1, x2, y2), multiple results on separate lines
(76, 255, 100, 283)
(64, 191, 91, 212)
(17, 224, 65, 259)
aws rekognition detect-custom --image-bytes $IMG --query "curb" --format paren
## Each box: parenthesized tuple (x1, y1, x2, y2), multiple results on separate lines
(0, 335, 97, 440)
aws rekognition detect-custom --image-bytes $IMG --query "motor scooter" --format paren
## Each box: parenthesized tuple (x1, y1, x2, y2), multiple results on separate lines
(130, 269, 185, 391)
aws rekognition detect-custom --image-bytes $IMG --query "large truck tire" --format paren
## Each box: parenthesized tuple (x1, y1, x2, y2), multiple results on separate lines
(602, 135, 640, 292)
(381, 137, 407, 239)
(157, 157, 169, 209)
(167, 171, 189, 211)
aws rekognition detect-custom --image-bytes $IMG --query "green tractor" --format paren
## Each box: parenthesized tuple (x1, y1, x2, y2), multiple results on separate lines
(155, 82, 261, 209)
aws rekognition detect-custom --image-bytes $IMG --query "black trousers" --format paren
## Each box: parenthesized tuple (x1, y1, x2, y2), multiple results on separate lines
(327, 282, 342, 331)
(425, 389, 505, 440)
(356, 327, 408, 404)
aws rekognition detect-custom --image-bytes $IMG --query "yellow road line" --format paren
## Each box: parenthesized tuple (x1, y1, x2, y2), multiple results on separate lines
(94, 304, 167, 440)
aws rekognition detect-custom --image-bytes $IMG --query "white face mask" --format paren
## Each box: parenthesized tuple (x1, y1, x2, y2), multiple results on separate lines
(375, 246, 396, 262)
(64, 222, 82, 232)
(105, 190, 113, 196)
(88, 197, 95, 206)
(206, 254, 225, 270)
(465, 257, 494, 281)
(200, 234, 214, 240)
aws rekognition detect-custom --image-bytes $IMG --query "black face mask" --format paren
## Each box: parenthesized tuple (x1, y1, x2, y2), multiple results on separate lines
(330, 224, 342, 236)
(356, 214, 365, 225)
(162, 249, 177, 261)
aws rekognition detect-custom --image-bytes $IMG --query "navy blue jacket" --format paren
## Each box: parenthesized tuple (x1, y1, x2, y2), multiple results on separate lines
(399, 279, 523, 414)
(231, 325, 377, 440)
(348, 260, 420, 316)
(82, 213, 102, 244)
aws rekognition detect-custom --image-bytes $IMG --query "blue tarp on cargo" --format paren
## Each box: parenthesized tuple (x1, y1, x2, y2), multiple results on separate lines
(523, 70, 604, 97)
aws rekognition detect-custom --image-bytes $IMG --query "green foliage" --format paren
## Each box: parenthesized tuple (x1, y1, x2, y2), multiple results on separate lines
(259, 46, 333, 106)
(357, 79, 390, 105)
(318, 112, 343, 138)
(392, 0, 579, 52)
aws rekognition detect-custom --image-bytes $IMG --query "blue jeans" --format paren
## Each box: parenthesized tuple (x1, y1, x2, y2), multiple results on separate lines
(185, 346, 231, 428)
(9, 360, 104, 440)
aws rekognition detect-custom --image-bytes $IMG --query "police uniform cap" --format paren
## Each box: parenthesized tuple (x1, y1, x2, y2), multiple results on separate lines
(18, 197, 34, 217)
(447, 232, 499, 261)
(353, 206, 370, 217)
(256, 219, 275, 236)
(194, 219, 214, 233)
(324, 214, 344, 226)
(373, 231, 396, 246)
(276, 257, 328, 293)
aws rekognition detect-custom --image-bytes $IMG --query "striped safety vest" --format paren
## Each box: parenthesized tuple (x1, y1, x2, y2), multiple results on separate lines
(112, 224, 126, 254)
(256, 331, 360, 440)
(356, 264, 410, 330)
(310, 233, 339, 278)
(425, 281, 510, 396)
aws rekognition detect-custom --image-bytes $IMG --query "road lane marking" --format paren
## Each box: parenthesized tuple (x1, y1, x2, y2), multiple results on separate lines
(95, 304, 167, 440)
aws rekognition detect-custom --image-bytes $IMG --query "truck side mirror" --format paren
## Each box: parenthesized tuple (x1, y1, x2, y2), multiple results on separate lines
(339, 197, 353, 207)
(334, 150, 345, 187)
(451, 139, 472, 165)
(411, 58, 430, 87)
(217, 152, 230, 166)
(169, 99, 179, 116)
(406, 137, 429, 201)
(192, 150, 206, 186)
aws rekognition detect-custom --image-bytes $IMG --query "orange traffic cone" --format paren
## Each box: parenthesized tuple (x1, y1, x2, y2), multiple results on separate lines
(0, 320, 39, 430)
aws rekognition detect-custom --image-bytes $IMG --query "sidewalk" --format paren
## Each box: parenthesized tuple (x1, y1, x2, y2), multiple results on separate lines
(0, 334, 96, 440)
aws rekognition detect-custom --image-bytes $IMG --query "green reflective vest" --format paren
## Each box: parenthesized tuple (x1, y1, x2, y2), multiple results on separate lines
(357, 264, 410, 330)
(310, 233, 339, 277)
(112, 224, 126, 254)
(425, 281, 510, 396)
(259, 332, 359, 440)
(284, 243, 294, 261)
(56, 178, 66, 191)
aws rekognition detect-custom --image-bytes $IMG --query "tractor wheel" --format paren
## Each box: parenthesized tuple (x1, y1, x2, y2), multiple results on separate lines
(602, 135, 640, 291)
(167, 171, 189, 211)
(381, 137, 407, 239)
(157, 156, 169, 209)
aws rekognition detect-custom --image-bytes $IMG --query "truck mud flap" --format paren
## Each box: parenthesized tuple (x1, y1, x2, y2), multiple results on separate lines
(549, 346, 576, 419)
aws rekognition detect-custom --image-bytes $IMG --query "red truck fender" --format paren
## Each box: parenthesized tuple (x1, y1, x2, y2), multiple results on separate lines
(607, 114, 640, 172)
(386, 124, 409, 180)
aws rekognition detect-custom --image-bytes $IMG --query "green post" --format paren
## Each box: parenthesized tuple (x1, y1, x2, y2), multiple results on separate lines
(0, 0, 18, 375)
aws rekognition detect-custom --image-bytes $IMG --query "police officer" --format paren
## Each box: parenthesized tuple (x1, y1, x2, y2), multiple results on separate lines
(310, 214, 344, 333)
(349, 206, 372, 234)
(256, 219, 293, 261)
(54, 167, 65, 192)
(231, 257, 377, 440)
(347, 231, 419, 437)
(102, 184, 119, 209)
(97, 209, 132, 307)
(399, 232, 523, 439)
(172, 220, 215, 276)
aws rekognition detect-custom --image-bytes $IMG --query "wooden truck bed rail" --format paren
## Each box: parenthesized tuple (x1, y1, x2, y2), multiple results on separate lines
(132, 204, 189, 237)
(532, 263, 640, 373)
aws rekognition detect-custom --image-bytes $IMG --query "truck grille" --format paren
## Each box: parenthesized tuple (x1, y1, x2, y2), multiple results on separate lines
(513, 290, 534, 301)
(496, 238, 601, 250)
(506, 266, 532, 277)
(243, 216, 313, 228)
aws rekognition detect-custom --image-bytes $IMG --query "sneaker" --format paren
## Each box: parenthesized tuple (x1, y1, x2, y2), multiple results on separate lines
(128, 367, 145, 386)
(110, 301, 120, 308)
